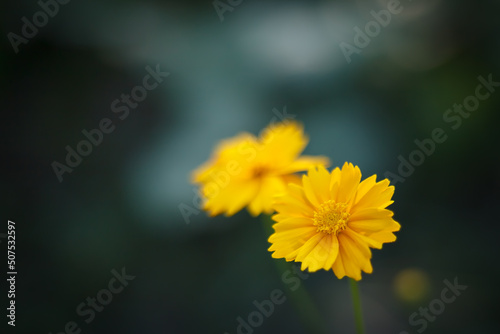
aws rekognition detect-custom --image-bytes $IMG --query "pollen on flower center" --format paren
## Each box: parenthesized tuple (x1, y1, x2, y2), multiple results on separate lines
(313, 200, 350, 235)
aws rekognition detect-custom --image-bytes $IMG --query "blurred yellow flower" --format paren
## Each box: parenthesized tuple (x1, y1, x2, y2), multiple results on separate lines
(191, 121, 329, 217)
(268, 163, 400, 280)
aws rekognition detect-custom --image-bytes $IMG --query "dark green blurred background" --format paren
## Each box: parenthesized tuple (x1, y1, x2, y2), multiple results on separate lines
(2, 0, 499, 333)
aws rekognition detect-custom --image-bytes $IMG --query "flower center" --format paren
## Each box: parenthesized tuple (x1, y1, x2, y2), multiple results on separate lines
(313, 200, 350, 235)
(251, 165, 268, 178)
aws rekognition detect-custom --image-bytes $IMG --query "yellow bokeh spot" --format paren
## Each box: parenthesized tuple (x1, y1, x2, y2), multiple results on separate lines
(394, 268, 431, 303)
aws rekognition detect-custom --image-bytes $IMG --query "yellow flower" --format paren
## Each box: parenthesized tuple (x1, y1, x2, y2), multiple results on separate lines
(268, 163, 400, 280)
(191, 121, 329, 217)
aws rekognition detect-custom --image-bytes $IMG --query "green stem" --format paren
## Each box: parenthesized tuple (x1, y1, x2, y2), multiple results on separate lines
(349, 278, 365, 334)
(261, 215, 326, 334)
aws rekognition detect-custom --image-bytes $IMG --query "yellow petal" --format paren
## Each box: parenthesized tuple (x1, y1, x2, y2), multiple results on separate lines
(297, 234, 339, 272)
(258, 121, 308, 166)
(323, 235, 340, 270)
(191, 160, 215, 183)
(273, 184, 314, 218)
(345, 227, 383, 249)
(248, 176, 288, 216)
(362, 259, 373, 274)
(342, 229, 372, 259)
(272, 217, 314, 232)
(225, 182, 261, 216)
(202, 179, 259, 217)
(353, 175, 376, 202)
(342, 230, 376, 274)
(332, 248, 346, 279)
(329, 167, 342, 199)
(348, 218, 395, 233)
(339, 233, 371, 273)
(192, 132, 259, 183)
(272, 213, 291, 222)
(352, 177, 394, 211)
(305, 165, 332, 203)
(368, 231, 397, 243)
(337, 237, 363, 281)
(268, 227, 317, 260)
(277, 155, 330, 174)
(297, 235, 339, 272)
(302, 174, 320, 207)
(349, 208, 393, 222)
(335, 162, 362, 204)
(269, 227, 317, 243)
(296, 233, 324, 260)
(280, 174, 302, 187)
